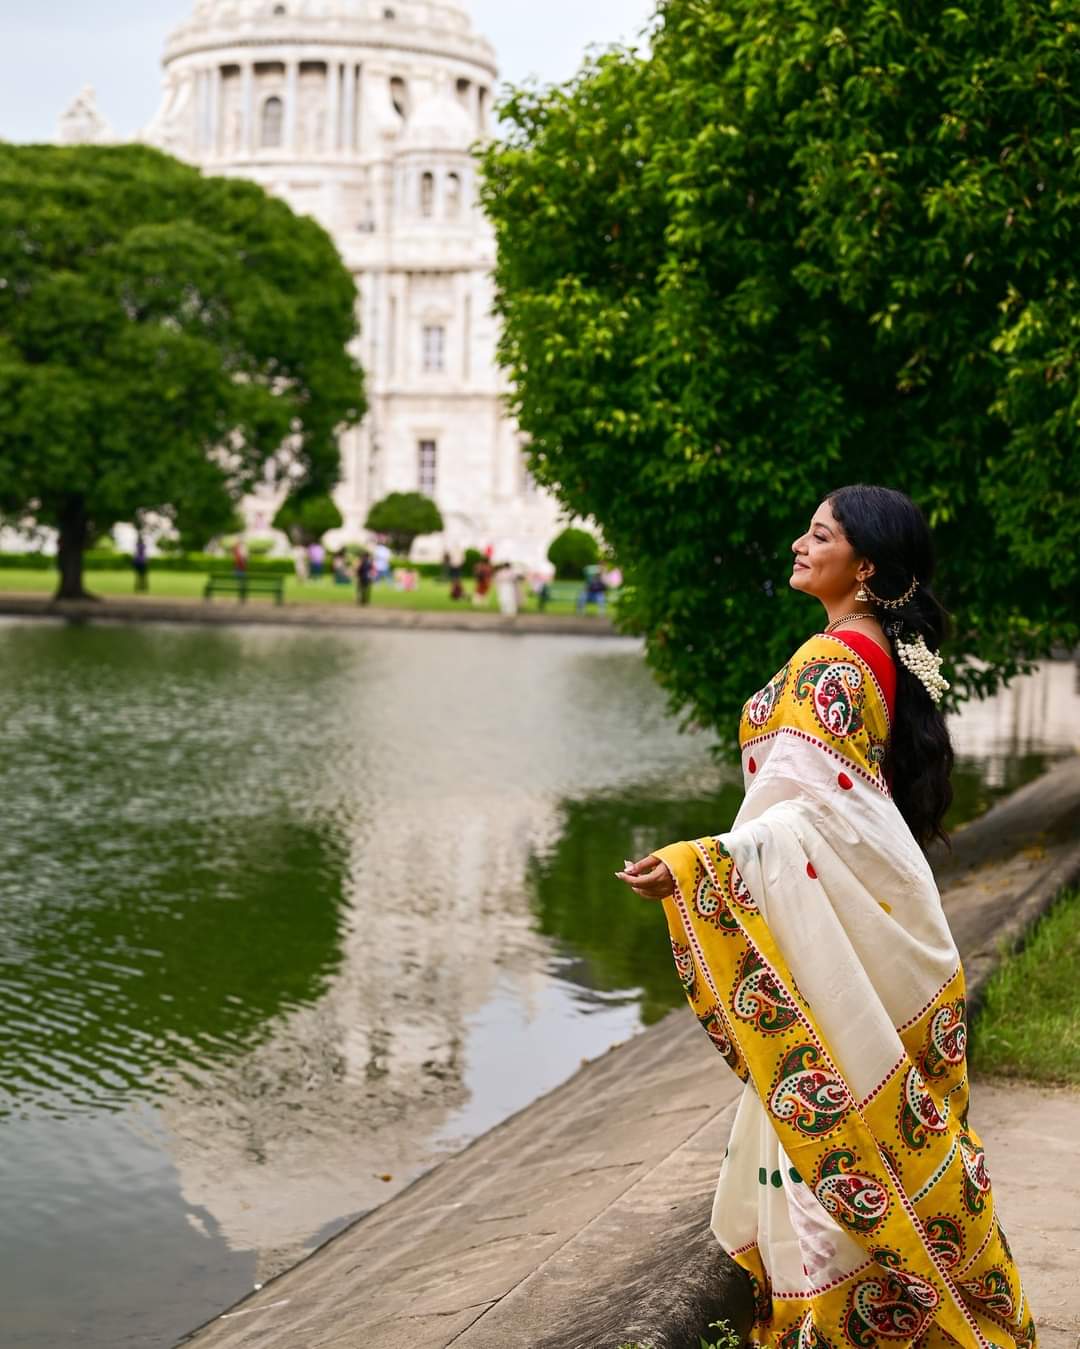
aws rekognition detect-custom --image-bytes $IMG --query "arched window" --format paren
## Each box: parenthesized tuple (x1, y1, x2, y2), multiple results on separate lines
(390, 77, 408, 118)
(260, 96, 284, 148)
(420, 171, 435, 218)
(446, 172, 462, 218)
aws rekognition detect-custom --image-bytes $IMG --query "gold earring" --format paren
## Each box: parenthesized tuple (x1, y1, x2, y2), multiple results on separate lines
(856, 581, 870, 602)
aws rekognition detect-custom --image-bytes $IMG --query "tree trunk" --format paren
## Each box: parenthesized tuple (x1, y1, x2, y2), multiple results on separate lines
(55, 497, 97, 601)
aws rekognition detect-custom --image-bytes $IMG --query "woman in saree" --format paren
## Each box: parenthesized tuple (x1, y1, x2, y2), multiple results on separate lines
(616, 485, 1034, 1349)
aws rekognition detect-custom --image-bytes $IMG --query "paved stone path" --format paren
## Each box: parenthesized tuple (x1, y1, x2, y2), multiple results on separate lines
(177, 756, 1080, 1349)
(0, 592, 620, 638)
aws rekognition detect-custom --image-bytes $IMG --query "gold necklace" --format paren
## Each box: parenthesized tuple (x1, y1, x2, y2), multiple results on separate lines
(824, 610, 875, 634)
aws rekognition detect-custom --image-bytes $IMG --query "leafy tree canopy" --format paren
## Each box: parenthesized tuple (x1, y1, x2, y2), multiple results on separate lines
(480, 0, 1078, 743)
(0, 144, 365, 597)
(365, 491, 444, 556)
(272, 489, 344, 546)
(548, 525, 600, 578)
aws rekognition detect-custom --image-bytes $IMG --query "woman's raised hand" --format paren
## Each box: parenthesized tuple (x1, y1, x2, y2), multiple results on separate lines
(615, 854, 674, 901)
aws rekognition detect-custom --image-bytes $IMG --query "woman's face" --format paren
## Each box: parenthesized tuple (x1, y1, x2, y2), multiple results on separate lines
(790, 499, 870, 602)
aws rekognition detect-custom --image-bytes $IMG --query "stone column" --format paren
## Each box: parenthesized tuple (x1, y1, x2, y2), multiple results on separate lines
(208, 66, 221, 159)
(240, 62, 255, 155)
(284, 60, 298, 152)
(342, 62, 357, 154)
(325, 60, 340, 154)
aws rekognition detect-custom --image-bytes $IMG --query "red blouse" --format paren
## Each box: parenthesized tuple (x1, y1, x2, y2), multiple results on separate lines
(829, 631, 897, 727)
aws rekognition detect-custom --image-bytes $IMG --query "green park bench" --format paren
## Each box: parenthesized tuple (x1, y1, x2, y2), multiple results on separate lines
(203, 572, 285, 605)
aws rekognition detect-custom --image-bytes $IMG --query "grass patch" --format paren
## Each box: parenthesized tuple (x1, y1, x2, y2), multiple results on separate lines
(620, 1321, 741, 1349)
(970, 887, 1080, 1085)
(0, 568, 613, 620)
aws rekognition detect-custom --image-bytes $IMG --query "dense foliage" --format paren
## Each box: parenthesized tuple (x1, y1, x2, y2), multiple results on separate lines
(365, 491, 444, 555)
(547, 525, 600, 578)
(272, 489, 344, 545)
(480, 0, 1078, 741)
(0, 144, 365, 598)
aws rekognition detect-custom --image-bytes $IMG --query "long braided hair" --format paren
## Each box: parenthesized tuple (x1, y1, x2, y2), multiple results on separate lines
(828, 484, 954, 846)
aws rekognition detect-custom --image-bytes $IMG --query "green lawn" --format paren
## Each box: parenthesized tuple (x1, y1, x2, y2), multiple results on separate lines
(970, 887, 1080, 1085)
(0, 568, 615, 619)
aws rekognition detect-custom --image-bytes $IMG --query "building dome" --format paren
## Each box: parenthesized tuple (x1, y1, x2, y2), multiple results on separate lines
(188, 0, 473, 31)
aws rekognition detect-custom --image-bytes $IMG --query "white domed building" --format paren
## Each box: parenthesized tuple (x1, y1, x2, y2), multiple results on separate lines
(65, 1, 564, 562)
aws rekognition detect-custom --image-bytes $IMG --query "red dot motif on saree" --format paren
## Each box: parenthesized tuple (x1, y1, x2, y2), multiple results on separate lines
(806, 862, 818, 879)
(837, 772, 853, 790)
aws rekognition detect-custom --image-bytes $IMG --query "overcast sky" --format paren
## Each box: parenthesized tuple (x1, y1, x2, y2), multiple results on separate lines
(0, 0, 658, 143)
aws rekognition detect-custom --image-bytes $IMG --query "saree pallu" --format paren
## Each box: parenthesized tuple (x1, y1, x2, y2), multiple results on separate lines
(655, 634, 1034, 1349)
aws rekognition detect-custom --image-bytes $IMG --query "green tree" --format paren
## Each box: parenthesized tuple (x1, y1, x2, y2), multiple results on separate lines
(365, 491, 444, 556)
(272, 489, 344, 546)
(547, 525, 600, 578)
(0, 144, 365, 599)
(480, 0, 1078, 742)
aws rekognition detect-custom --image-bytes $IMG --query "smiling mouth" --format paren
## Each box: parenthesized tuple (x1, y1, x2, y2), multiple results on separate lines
(792, 560, 809, 570)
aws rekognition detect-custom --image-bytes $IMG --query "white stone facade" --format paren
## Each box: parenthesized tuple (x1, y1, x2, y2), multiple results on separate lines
(77, 1, 565, 563)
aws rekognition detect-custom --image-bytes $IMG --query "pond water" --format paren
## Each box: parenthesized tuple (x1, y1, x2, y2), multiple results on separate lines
(0, 618, 1075, 1348)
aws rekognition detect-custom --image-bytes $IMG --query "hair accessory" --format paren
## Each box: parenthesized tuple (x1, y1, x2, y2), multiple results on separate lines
(894, 631, 950, 704)
(862, 574, 919, 610)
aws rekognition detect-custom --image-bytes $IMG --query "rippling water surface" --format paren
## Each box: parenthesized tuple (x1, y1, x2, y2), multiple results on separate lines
(0, 618, 1074, 1347)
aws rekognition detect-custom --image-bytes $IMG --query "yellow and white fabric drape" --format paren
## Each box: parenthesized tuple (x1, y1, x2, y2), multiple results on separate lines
(655, 634, 1034, 1349)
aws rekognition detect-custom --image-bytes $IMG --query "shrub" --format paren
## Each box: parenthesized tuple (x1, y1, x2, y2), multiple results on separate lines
(547, 526, 599, 579)
(273, 491, 344, 545)
(365, 492, 444, 556)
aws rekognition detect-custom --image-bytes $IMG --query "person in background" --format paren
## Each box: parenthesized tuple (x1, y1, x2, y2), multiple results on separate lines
(232, 538, 248, 577)
(292, 541, 309, 584)
(308, 540, 325, 581)
(529, 567, 553, 611)
(447, 543, 466, 600)
(355, 549, 374, 606)
(332, 550, 350, 585)
(472, 555, 493, 607)
(373, 539, 392, 584)
(494, 563, 518, 616)
(132, 534, 149, 593)
(576, 563, 607, 613)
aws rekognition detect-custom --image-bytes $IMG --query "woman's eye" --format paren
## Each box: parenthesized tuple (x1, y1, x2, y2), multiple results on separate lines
(813, 534, 827, 542)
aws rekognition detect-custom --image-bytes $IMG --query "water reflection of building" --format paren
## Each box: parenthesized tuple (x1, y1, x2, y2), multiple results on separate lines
(57, 1, 564, 563)
(949, 660, 1079, 785)
(156, 790, 562, 1279)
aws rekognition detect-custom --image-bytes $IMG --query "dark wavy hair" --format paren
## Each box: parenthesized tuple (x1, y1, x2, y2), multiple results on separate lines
(827, 484, 954, 847)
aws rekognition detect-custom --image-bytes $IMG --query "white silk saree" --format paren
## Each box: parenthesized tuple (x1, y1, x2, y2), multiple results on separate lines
(655, 634, 1034, 1349)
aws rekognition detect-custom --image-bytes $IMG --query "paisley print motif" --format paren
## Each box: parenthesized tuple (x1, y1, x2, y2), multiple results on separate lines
(925, 1214, 964, 1270)
(745, 662, 790, 728)
(843, 1270, 939, 1345)
(959, 1130, 992, 1215)
(919, 998, 967, 1080)
(671, 939, 696, 1000)
(795, 659, 866, 738)
(732, 948, 798, 1034)
(779, 1311, 834, 1349)
(696, 1006, 746, 1078)
(960, 1267, 1015, 1321)
(812, 1148, 890, 1235)
(769, 1043, 851, 1137)
(898, 1066, 950, 1149)
(727, 862, 757, 912)
(693, 872, 724, 922)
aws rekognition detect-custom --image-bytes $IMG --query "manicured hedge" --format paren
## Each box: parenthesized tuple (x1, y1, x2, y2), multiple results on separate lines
(0, 551, 294, 575)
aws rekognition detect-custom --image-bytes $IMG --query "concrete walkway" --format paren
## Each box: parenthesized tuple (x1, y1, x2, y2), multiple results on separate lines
(180, 756, 1080, 1349)
(0, 592, 621, 638)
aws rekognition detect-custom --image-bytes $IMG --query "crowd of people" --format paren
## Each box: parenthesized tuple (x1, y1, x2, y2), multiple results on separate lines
(126, 531, 620, 614)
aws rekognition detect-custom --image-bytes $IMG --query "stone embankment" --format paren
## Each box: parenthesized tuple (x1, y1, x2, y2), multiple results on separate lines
(0, 592, 620, 638)
(177, 753, 1080, 1349)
